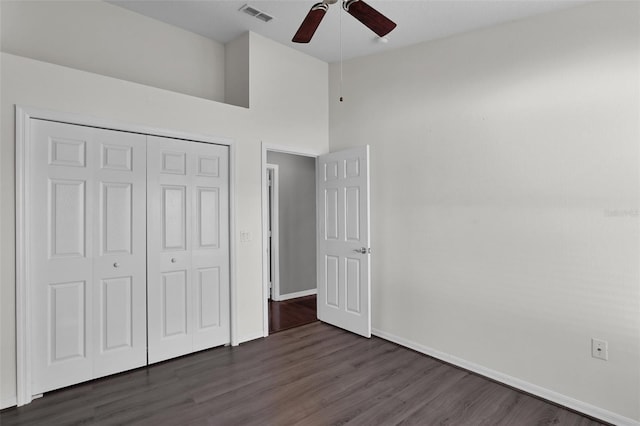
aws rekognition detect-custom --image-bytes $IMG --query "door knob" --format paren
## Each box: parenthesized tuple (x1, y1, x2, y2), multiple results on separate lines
(113, 262, 120, 268)
(353, 247, 371, 254)
(171, 258, 177, 263)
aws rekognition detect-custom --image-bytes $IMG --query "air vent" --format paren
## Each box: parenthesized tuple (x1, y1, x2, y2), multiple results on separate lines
(239, 4, 275, 22)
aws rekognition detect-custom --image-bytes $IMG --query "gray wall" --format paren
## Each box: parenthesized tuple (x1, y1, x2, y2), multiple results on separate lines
(267, 152, 316, 296)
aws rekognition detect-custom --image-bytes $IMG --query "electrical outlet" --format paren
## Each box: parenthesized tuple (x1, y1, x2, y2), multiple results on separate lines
(592, 338, 608, 361)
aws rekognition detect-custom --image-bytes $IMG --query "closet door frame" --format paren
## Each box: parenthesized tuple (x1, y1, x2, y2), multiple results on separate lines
(15, 106, 238, 407)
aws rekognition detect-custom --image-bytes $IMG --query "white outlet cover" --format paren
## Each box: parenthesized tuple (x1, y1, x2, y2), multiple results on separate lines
(591, 338, 608, 361)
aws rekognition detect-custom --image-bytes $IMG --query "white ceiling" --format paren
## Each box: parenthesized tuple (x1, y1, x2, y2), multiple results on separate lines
(109, 0, 591, 63)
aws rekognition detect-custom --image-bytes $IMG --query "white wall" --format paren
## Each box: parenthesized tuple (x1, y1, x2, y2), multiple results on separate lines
(0, 0, 226, 101)
(267, 152, 317, 297)
(0, 26, 328, 409)
(225, 33, 250, 108)
(329, 1, 639, 423)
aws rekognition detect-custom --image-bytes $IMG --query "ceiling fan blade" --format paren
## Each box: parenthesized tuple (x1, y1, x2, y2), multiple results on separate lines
(292, 3, 329, 43)
(343, 0, 396, 37)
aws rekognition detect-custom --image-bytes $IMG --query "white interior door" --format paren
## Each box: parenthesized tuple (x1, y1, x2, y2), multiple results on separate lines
(147, 136, 230, 363)
(317, 146, 371, 337)
(30, 120, 147, 394)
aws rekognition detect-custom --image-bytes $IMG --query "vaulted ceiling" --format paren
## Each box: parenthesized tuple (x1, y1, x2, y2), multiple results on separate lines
(109, 0, 592, 63)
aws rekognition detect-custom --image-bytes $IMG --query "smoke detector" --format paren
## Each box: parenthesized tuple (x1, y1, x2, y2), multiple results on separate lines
(239, 4, 275, 23)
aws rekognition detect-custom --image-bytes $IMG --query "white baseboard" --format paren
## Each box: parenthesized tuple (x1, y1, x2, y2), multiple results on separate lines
(372, 328, 639, 426)
(1, 396, 17, 410)
(274, 288, 317, 302)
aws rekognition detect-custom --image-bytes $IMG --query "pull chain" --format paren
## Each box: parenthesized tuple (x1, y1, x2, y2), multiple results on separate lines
(339, 1, 344, 102)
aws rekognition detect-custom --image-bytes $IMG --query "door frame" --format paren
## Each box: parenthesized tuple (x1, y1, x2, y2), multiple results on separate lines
(260, 143, 321, 337)
(265, 164, 280, 301)
(15, 106, 238, 406)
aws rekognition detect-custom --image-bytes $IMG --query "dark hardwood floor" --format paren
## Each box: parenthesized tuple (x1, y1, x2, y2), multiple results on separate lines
(269, 294, 317, 333)
(1, 322, 607, 426)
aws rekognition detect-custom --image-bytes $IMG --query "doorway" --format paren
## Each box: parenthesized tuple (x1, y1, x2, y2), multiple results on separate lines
(261, 145, 319, 336)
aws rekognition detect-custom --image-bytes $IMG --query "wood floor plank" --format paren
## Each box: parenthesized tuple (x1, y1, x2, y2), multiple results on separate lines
(0, 322, 610, 426)
(186, 329, 363, 404)
(270, 295, 318, 333)
(397, 372, 495, 425)
(345, 363, 469, 426)
(180, 339, 403, 425)
(247, 343, 417, 426)
(290, 355, 430, 426)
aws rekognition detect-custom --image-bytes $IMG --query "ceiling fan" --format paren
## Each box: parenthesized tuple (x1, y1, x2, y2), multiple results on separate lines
(292, 0, 396, 43)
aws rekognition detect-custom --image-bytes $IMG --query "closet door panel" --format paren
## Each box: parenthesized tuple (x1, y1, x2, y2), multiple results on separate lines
(30, 120, 147, 394)
(147, 137, 230, 363)
(31, 120, 94, 394)
(147, 137, 194, 363)
(191, 144, 229, 351)
(92, 128, 147, 378)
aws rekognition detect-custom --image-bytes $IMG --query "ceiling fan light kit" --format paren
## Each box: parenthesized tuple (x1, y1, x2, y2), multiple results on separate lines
(292, 0, 396, 44)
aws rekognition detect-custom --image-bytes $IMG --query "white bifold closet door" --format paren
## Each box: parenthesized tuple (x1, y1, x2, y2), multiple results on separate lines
(31, 120, 147, 394)
(147, 136, 230, 363)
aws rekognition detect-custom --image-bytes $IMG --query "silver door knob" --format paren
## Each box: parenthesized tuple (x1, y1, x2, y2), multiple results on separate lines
(171, 258, 177, 263)
(354, 247, 371, 254)
(113, 262, 119, 268)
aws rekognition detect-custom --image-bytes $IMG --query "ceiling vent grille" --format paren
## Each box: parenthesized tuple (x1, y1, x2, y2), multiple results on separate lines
(239, 4, 275, 22)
